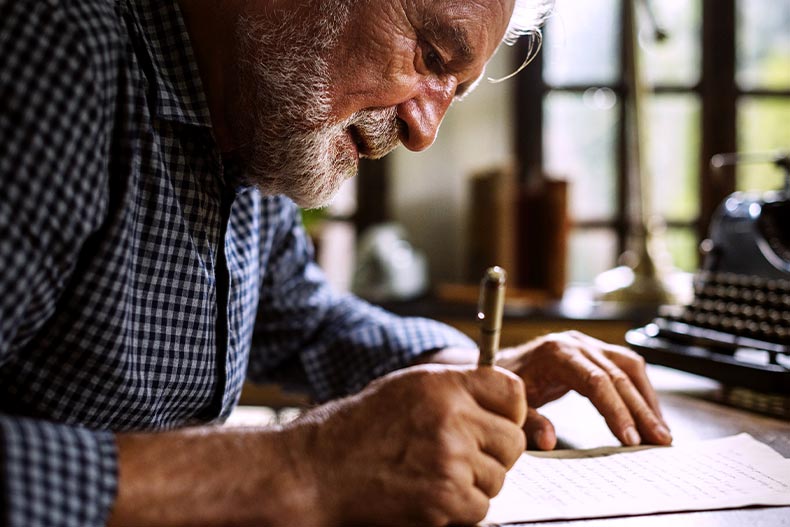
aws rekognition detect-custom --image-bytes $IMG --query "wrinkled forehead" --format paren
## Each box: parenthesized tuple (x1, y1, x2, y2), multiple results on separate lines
(410, 0, 516, 61)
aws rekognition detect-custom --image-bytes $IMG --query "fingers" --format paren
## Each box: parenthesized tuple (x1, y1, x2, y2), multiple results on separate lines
(607, 346, 665, 422)
(557, 352, 640, 445)
(420, 475, 491, 527)
(472, 452, 509, 498)
(425, 447, 497, 526)
(524, 407, 556, 451)
(468, 411, 526, 469)
(589, 353, 671, 445)
(425, 413, 513, 525)
(567, 332, 671, 436)
(462, 366, 527, 427)
(444, 485, 491, 526)
(568, 332, 664, 419)
(559, 332, 671, 446)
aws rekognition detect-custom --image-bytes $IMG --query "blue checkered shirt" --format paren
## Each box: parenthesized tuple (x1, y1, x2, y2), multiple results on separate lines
(0, 1, 475, 525)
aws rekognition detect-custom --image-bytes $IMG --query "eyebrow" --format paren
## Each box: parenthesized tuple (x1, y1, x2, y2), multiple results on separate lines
(422, 17, 476, 68)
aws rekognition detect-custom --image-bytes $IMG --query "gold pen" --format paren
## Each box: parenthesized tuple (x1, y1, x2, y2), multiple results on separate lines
(477, 266, 507, 367)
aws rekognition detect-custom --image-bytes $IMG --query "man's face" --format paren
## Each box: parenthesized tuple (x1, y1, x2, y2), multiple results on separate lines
(236, 0, 514, 208)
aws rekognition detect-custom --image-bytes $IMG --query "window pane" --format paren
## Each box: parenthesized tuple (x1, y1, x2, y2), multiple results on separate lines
(646, 94, 701, 222)
(544, 91, 620, 222)
(639, 0, 701, 86)
(737, 97, 790, 192)
(665, 227, 698, 272)
(543, 0, 621, 86)
(737, 0, 790, 90)
(568, 229, 618, 283)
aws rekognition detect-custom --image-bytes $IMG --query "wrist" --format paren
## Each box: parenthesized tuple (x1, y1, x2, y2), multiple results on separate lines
(269, 419, 328, 525)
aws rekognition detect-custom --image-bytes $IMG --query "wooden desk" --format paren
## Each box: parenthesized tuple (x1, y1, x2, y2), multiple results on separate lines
(516, 365, 790, 527)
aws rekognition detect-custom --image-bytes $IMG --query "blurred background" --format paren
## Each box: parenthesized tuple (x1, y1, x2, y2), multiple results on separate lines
(306, 0, 790, 304)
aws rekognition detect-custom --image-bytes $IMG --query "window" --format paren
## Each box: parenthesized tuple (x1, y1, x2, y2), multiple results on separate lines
(736, 0, 790, 191)
(514, 0, 790, 284)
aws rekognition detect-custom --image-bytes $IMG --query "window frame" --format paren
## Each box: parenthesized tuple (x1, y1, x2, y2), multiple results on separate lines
(514, 0, 790, 275)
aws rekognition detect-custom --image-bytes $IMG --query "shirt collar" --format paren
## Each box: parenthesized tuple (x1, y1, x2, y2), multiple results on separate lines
(124, 0, 214, 127)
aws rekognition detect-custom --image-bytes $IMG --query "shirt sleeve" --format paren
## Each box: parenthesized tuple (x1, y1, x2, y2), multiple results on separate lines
(248, 198, 476, 402)
(0, 2, 118, 525)
(0, 418, 117, 527)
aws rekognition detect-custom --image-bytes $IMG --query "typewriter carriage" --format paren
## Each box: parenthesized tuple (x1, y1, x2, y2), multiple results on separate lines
(702, 152, 790, 278)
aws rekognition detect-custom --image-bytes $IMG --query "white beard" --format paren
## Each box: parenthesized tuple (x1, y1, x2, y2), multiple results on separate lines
(234, 3, 400, 209)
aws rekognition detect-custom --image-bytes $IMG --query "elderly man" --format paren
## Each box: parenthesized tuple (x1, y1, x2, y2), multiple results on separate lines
(0, 0, 672, 525)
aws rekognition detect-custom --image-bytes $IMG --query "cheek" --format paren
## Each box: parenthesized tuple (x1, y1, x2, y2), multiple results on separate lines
(330, 69, 419, 121)
(327, 38, 420, 119)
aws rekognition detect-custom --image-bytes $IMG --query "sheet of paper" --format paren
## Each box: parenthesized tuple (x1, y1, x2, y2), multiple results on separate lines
(484, 433, 790, 525)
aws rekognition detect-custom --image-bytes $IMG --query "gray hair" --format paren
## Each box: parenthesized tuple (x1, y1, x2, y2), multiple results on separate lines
(491, 0, 554, 82)
(504, 0, 554, 45)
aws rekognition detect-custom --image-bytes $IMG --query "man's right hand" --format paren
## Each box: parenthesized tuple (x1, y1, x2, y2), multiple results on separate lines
(285, 364, 527, 526)
(109, 365, 525, 527)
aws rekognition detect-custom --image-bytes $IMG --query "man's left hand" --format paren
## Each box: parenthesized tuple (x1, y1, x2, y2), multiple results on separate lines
(496, 330, 672, 450)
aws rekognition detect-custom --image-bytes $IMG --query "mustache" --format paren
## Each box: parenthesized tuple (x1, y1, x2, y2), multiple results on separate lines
(345, 106, 402, 159)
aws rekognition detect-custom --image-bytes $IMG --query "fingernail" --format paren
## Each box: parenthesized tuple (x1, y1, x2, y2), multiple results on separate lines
(624, 426, 641, 446)
(657, 425, 673, 443)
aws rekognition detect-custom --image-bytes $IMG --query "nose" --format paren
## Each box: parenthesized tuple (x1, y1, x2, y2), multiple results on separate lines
(396, 76, 457, 152)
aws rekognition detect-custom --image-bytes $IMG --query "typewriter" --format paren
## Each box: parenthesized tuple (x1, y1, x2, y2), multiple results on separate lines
(626, 153, 790, 394)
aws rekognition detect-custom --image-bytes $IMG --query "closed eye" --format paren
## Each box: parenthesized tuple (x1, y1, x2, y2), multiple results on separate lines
(421, 41, 447, 74)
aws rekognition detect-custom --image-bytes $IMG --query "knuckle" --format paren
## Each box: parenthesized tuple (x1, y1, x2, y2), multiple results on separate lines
(421, 505, 449, 527)
(585, 369, 610, 392)
(437, 437, 466, 466)
(641, 409, 662, 426)
(514, 429, 527, 455)
(610, 371, 631, 388)
(431, 433, 467, 474)
(491, 469, 507, 496)
(539, 338, 564, 357)
(470, 497, 491, 523)
(427, 480, 460, 523)
(502, 371, 525, 396)
(613, 346, 646, 365)
(496, 426, 526, 467)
